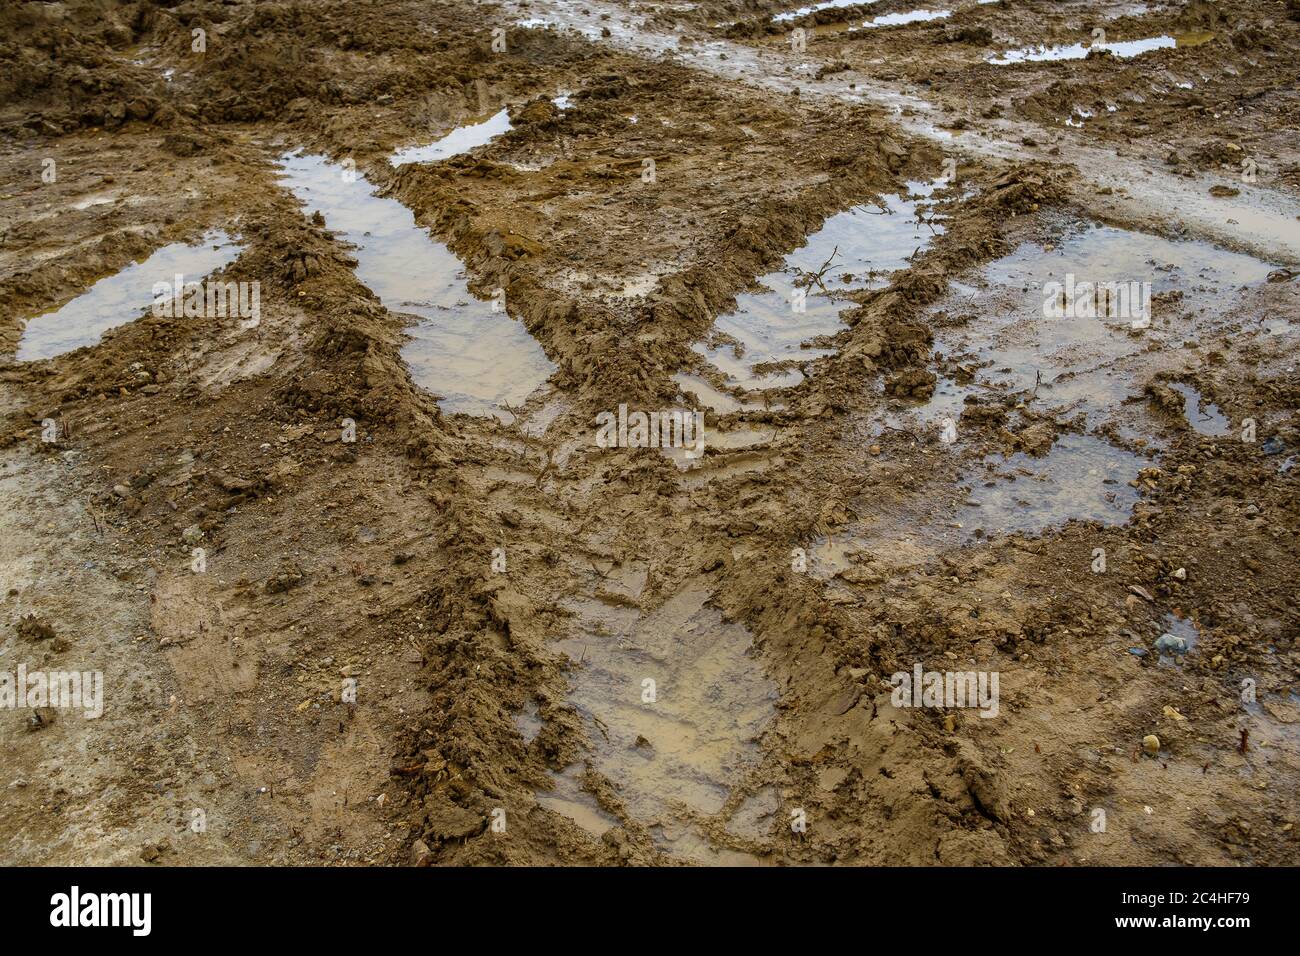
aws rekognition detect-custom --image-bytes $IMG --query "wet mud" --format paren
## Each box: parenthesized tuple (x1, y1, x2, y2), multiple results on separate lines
(0, 0, 1296, 868)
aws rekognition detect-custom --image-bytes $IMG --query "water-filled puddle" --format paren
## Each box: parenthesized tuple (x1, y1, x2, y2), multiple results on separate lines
(874, 374, 971, 435)
(390, 109, 512, 166)
(276, 152, 555, 418)
(671, 373, 768, 414)
(810, 431, 1146, 585)
(922, 224, 1274, 425)
(1169, 383, 1230, 436)
(536, 765, 621, 838)
(389, 96, 573, 166)
(547, 582, 778, 862)
(772, 0, 881, 23)
(513, 699, 542, 743)
(694, 182, 942, 393)
(989, 32, 1214, 65)
(863, 9, 951, 28)
(16, 231, 241, 361)
(956, 433, 1144, 537)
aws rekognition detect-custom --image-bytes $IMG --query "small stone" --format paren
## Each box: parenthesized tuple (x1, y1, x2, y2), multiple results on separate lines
(1143, 734, 1160, 756)
(1172, 567, 1187, 580)
(1154, 633, 1188, 656)
(1128, 584, 1155, 602)
(410, 839, 434, 867)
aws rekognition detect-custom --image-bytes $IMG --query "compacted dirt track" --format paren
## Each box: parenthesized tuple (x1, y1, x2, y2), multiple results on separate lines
(1, 0, 1297, 866)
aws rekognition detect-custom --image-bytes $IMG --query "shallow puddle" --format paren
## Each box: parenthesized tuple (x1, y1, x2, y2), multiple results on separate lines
(924, 223, 1275, 425)
(671, 373, 767, 414)
(875, 374, 971, 436)
(536, 765, 621, 839)
(989, 33, 1214, 65)
(694, 183, 942, 392)
(16, 231, 241, 362)
(276, 151, 555, 418)
(862, 9, 951, 28)
(956, 433, 1144, 537)
(548, 583, 778, 862)
(772, 0, 881, 23)
(389, 96, 572, 166)
(514, 699, 542, 743)
(390, 109, 512, 166)
(813, 432, 1146, 578)
(1169, 383, 1230, 436)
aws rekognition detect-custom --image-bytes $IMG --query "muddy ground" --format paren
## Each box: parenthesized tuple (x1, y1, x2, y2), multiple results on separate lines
(0, 0, 1296, 866)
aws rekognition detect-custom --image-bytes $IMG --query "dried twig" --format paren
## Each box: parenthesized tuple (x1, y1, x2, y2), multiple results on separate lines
(793, 245, 840, 293)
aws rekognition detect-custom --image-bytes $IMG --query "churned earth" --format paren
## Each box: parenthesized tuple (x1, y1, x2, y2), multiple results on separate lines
(0, 0, 1296, 866)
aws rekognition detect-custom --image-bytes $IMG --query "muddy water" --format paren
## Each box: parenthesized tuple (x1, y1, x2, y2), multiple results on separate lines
(536, 765, 622, 838)
(922, 223, 1275, 425)
(830, 223, 1271, 577)
(671, 373, 765, 414)
(389, 96, 572, 166)
(390, 108, 512, 166)
(862, 9, 952, 28)
(988, 33, 1213, 65)
(772, 0, 882, 23)
(1169, 383, 1231, 437)
(544, 581, 779, 862)
(15, 231, 241, 361)
(695, 184, 942, 392)
(874, 373, 970, 435)
(956, 433, 1144, 537)
(276, 152, 555, 418)
(810, 431, 1145, 584)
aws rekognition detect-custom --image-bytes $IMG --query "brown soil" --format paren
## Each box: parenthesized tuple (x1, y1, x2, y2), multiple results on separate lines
(0, 0, 1296, 866)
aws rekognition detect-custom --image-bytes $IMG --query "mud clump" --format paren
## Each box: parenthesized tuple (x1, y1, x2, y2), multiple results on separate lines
(15, 614, 56, 643)
(1145, 380, 1189, 423)
(940, 25, 993, 45)
(885, 368, 937, 399)
(265, 562, 306, 594)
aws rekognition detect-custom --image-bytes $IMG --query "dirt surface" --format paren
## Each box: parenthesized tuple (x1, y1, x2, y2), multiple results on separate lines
(1, 0, 1296, 867)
